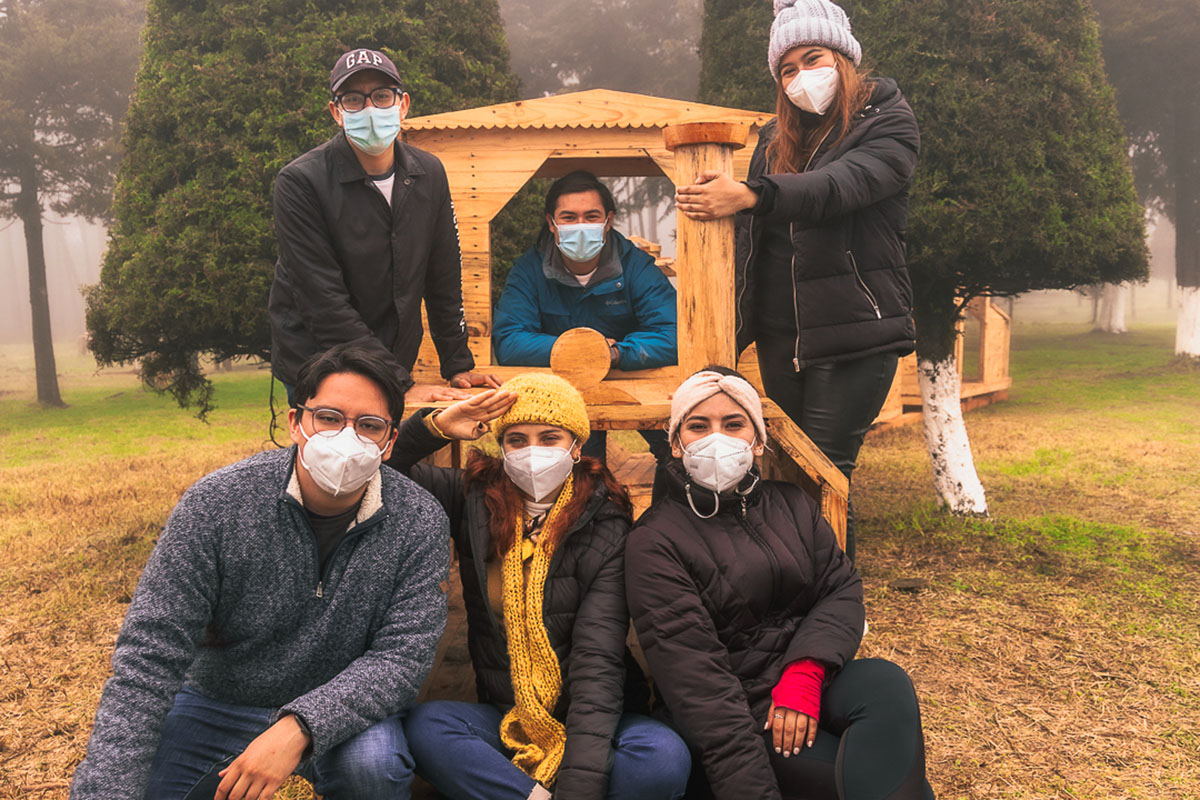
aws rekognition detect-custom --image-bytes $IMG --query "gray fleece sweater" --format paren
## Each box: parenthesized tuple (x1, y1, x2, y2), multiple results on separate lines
(69, 447, 449, 800)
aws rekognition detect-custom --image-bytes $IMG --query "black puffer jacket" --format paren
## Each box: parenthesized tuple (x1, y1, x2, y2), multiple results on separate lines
(625, 463, 863, 800)
(735, 77, 920, 365)
(389, 413, 643, 799)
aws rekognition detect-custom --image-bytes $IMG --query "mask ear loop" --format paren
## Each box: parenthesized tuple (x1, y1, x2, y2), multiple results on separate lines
(685, 482, 720, 520)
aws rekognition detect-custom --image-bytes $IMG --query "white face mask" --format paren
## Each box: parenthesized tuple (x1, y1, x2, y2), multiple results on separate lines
(298, 425, 384, 497)
(785, 65, 839, 115)
(682, 433, 756, 494)
(503, 442, 576, 502)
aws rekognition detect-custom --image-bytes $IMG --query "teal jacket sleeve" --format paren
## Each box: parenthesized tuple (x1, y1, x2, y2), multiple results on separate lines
(492, 248, 558, 366)
(612, 248, 677, 370)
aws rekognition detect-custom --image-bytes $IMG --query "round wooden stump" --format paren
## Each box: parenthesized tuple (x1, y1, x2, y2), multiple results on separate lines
(550, 327, 612, 390)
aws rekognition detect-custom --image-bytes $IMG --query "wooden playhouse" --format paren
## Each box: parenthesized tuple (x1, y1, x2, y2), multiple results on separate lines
(401, 88, 1013, 543)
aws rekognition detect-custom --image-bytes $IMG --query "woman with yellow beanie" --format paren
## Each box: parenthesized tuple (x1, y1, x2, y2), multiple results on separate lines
(389, 373, 690, 800)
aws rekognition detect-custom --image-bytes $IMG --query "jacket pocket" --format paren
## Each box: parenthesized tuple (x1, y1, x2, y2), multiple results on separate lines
(847, 251, 882, 320)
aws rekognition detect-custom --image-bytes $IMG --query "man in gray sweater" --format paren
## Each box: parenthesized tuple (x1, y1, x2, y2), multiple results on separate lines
(70, 344, 450, 800)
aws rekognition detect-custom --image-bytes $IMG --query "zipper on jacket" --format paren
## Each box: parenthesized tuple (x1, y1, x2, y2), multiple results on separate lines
(790, 221, 802, 372)
(791, 127, 836, 372)
(737, 496, 781, 607)
(848, 251, 882, 319)
(735, 215, 755, 346)
(290, 499, 383, 599)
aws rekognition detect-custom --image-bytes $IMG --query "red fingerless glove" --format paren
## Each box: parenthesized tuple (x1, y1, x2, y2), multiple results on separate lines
(770, 659, 826, 720)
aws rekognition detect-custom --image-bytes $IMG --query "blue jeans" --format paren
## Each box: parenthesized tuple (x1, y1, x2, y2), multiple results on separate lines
(143, 686, 414, 800)
(405, 700, 690, 800)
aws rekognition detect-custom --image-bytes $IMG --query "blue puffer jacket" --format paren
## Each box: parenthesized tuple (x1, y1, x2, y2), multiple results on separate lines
(493, 230, 677, 370)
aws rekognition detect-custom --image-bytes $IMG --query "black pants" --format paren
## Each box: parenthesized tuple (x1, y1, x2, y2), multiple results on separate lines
(755, 338, 900, 562)
(687, 659, 934, 800)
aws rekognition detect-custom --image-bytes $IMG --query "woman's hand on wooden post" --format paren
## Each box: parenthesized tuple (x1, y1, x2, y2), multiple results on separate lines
(765, 700, 818, 756)
(432, 389, 517, 440)
(675, 171, 757, 221)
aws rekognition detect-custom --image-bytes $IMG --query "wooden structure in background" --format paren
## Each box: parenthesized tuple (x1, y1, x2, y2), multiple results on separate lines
(873, 297, 1013, 428)
(401, 89, 850, 545)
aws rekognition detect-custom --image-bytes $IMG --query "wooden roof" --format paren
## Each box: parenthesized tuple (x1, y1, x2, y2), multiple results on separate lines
(404, 88, 774, 132)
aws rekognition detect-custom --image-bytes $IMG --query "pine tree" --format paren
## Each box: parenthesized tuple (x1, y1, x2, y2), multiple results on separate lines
(85, 0, 518, 414)
(1092, 0, 1200, 356)
(698, 0, 1148, 513)
(0, 0, 143, 407)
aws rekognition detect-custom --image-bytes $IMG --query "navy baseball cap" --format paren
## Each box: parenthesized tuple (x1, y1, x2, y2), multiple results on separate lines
(330, 48, 402, 94)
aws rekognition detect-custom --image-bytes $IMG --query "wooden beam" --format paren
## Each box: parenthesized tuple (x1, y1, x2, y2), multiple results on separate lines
(664, 122, 749, 373)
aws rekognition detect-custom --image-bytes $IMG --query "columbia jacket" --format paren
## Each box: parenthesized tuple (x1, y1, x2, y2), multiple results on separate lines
(390, 413, 645, 800)
(70, 448, 450, 800)
(625, 463, 863, 800)
(735, 78, 920, 366)
(269, 132, 474, 387)
(493, 230, 677, 370)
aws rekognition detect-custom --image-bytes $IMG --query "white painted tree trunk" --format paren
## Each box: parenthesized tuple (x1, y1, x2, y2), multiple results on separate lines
(1093, 282, 1128, 333)
(1177, 285, 1200, 357)
(917, 356, 989, 515)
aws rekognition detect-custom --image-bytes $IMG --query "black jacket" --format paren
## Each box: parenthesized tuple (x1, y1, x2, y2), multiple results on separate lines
(735, 78, 920, 366)
(268, 133, 474, 387)
(625, 463, 864, 800)
(389, 413, 643, 799)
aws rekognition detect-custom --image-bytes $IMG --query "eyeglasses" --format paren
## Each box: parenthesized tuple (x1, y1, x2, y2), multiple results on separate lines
(298, 406, 394, 445)
(335, 87, 402, 112)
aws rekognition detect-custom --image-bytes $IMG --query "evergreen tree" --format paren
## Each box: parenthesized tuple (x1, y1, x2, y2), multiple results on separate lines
(698, 0, 1148, 513)
(85, 0, 518, 414)
(697, 0, 774, 111)
(1092, 0, 1200, 356)
(0, 0, 143, 407)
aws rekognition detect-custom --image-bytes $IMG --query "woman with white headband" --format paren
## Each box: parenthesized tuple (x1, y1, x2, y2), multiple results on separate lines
(674, 0, 920, 563)
(625, 367, 934, 799)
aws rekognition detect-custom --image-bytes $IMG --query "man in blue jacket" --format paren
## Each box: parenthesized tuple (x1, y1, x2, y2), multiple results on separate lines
(493, 171, 677, 470)
(70, 344, 449, 800)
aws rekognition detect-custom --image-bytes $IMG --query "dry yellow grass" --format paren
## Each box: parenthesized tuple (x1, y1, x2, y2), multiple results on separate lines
(2, 326, 1198, 798)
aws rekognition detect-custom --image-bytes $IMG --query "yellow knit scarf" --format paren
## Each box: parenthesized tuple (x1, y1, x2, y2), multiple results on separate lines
(499, 472, 575, 786)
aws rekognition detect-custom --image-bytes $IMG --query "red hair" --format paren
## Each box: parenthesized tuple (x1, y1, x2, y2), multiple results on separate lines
(766, 50, 873, 174)
(461, 448, 633, 560)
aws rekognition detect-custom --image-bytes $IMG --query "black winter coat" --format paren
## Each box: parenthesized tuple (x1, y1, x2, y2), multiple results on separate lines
(735, 77, 920, 366)
(389, 413, 642, 800)
(268, 133, 474, 387)
(625, 463, 864, 800)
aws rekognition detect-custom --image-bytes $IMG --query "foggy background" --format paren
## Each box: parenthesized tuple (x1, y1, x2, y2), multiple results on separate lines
(0, 0, 1181, 348)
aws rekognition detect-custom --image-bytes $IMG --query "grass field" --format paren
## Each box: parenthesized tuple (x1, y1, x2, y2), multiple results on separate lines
(1, 325, 1197, 798)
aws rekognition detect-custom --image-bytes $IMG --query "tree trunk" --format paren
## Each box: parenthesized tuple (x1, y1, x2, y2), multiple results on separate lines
(1175, 90, 1200, 358)
(1093, 283, 1128, 333)
(913, 289, 988, 515)
(1178, 286, 1200, 356)
(17, 158, 66, 407)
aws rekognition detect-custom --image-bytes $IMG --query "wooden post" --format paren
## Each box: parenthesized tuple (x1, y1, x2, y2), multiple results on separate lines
(664, 122, 749, 373)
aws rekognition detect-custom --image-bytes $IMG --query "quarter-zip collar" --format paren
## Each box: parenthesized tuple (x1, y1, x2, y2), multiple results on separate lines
(279, 445, 388, 597)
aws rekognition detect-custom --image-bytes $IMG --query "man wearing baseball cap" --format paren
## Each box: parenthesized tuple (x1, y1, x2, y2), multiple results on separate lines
(269, 47, 499, 404)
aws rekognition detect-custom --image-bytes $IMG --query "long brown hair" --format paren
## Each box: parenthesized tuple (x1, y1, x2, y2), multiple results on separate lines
(461, 448, 633, 559)
(766, 50, 873, 174)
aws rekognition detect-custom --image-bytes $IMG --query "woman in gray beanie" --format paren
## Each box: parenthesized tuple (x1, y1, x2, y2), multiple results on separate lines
(675, 0, 920, 564)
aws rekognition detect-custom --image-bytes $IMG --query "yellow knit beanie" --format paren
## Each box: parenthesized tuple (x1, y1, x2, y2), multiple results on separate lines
(494, 373, 591, 445)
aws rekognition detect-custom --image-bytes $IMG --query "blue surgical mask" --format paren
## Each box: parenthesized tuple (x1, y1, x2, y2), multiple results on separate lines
(555, 223, 606, 263)
(342, 106, 401, 156)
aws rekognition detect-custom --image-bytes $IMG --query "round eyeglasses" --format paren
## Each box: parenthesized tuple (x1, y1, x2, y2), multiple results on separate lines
(298, 406, 394, 445)
(335, 87, 402, 112)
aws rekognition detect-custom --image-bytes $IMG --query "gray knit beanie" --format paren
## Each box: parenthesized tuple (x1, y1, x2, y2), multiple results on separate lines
(768, 0, 862, 79)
